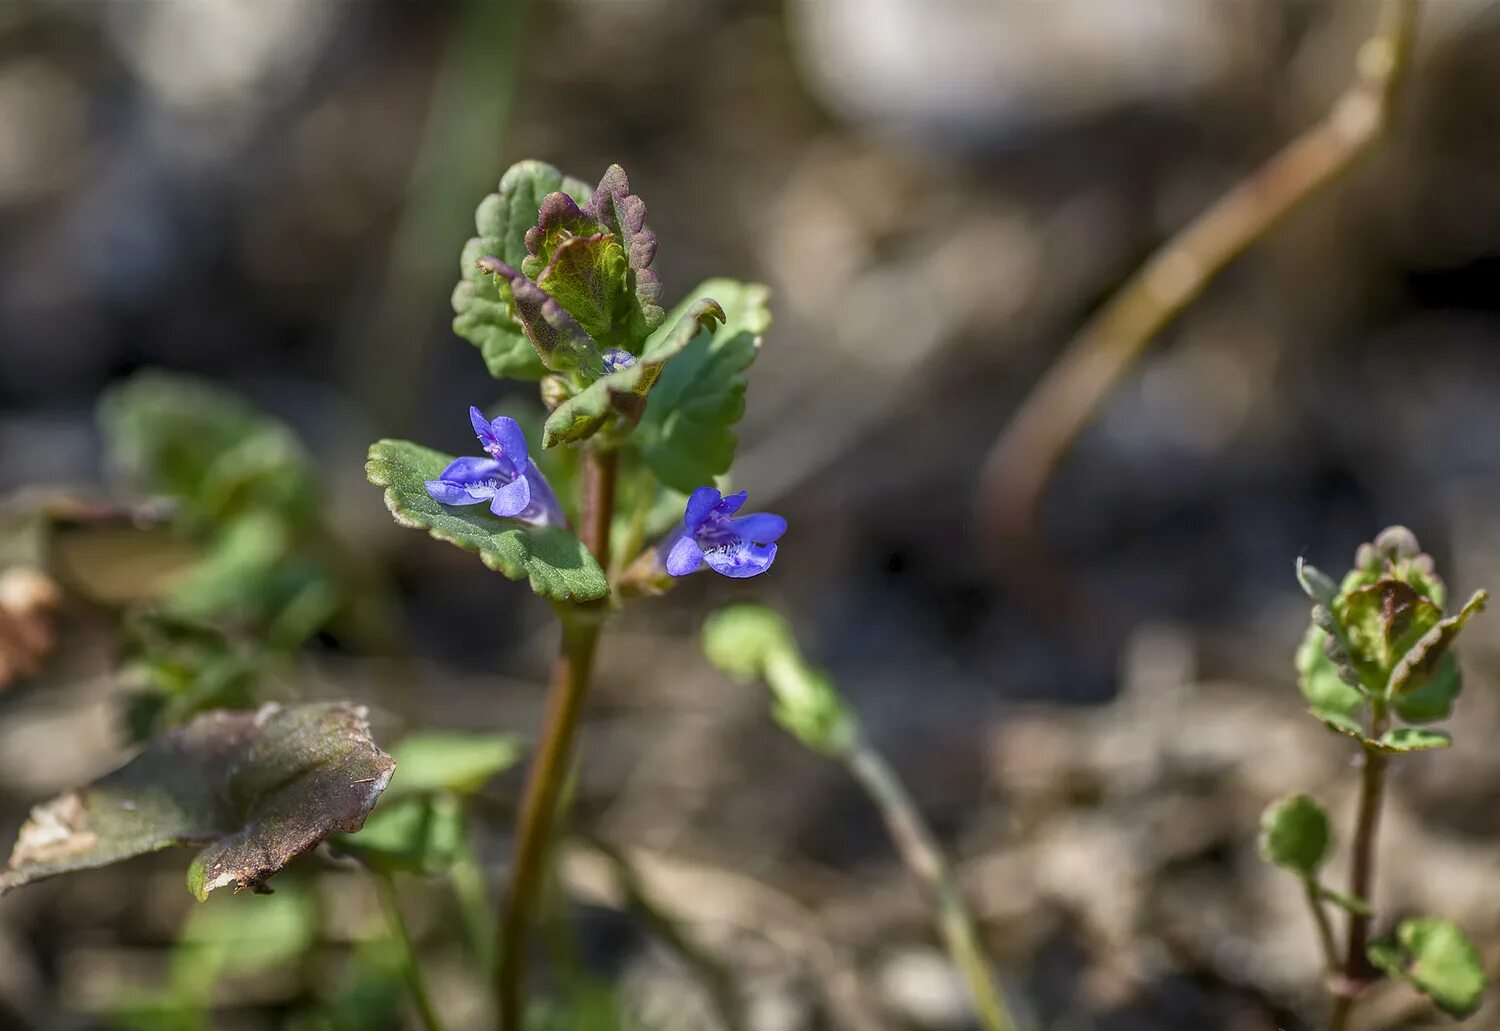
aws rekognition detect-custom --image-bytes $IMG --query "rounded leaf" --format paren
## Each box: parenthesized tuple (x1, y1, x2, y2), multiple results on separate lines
(1258, 793, 1332, 875)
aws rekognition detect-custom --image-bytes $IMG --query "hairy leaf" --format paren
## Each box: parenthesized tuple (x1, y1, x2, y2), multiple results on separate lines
(583, 164, 664, 332)
(452, 161, 592, 380)
(365, 440, 607, 603)
(1296, 624, 1365, 719)
(0, 704, 394, 900)
(1387, 589, 1487, 696)
(543, 298, 726, 448)
(1369, 918, 1487, 1018)
(638, 280, 772, 493)
(477, 257, 606, 378)
(1258, 793, 1331, 876)
(1392, 651, 1463, 725)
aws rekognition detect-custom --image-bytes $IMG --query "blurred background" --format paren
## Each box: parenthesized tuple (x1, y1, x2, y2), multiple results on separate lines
(4, 1, 1500, 1028)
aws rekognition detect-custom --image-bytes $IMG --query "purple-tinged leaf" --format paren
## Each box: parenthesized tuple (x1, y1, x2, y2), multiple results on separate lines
(543, 298, 727, 448)
(454, 162, 592, 381)
(0, 704, 394, 901)
(477, 257, 606, 378)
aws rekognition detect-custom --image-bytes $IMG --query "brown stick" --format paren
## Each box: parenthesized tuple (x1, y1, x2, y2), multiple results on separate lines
(977, 0, 1421, 552)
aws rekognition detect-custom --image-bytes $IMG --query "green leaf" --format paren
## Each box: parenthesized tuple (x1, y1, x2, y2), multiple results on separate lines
(1296, 624, 1366, 719)
(479, 256, 607, 377)
(1337, 578, 1442, 686)
(702, 604, 796, 681)
(1393, 651, 1463, 725)
(98, 371, 315, 528)
(1378, 728, 1452, 752)
(333, 795, 465, 875)
(365, 439, 608, 603)
(1258, 794, 1332, 876)
(703, 605, 855, 756)
(543, 298, 726, 448)
(1388, 589, 1487, 697)
(385, 732, 523, 798)
(1296, 558, 1339, 608)
(452, 161, 592, 381)
(0, 704, 394, 900)
(535, 232, 632, 344)
(1369, 918, 1487, 1018)
(637, 279, 771, 493)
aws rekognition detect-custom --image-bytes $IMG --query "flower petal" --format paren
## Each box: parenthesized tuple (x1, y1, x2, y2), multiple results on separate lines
(519, 462, 565, 528)
(485, 416, 530, 470)
(715, 490, 748, 517)
(469, 405, 492, 442)
(486, 474, 532, 518)
(438, 456, 503, 482)
(665, 534, 705, 576)
(729, 512, 786, 545)
(425, 478, 494, 505)
(683, 487, 723, 533)
(703, 541, 776, 578)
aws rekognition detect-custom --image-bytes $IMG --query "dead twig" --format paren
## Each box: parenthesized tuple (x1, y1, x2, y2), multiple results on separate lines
(977, 0, 1421, 556)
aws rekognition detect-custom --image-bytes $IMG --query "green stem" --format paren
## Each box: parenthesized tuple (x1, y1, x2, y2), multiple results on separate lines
(1329, 703, 1391, 1031)
(1303, 876, 1340, 976)
(372, 867, 445, 1031)
(496, 447, 617, 1030)
(450, 806, 494, 972)
(844, 739, 1018, 1031)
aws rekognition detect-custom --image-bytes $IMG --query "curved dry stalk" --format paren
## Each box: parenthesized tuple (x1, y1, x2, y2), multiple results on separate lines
(977, 0, 1421, 552)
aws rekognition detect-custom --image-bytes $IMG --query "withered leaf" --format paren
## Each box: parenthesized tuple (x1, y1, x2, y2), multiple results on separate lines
(0, 703, 394, 900)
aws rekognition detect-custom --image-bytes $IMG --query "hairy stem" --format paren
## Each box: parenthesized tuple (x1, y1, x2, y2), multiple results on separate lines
(1329, 705, 1391, 1031)
(373, 867, 445, 1031)
(496, 447, 617, 1030)
(1303, 877, 1340, 976)
(977, 0, 1421, 554)
(845, 739, 1018, 1031)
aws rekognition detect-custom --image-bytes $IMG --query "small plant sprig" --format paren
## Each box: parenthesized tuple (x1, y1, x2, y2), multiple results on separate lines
(367, 160, 783, 1027)
(1262, 527, 1490, 1026)
(703, 605, 1019, 1031)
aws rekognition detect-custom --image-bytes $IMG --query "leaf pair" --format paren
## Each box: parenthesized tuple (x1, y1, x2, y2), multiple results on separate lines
(453, 161, 662, 380)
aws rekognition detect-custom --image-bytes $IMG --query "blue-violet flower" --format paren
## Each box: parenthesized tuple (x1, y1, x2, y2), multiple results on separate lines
(601, 348, 637, 373)
(424, 407, 564, 527)
(663, 486, 786, 579)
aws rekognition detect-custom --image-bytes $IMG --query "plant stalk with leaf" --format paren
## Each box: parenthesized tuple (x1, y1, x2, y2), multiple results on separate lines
(703, 605, 1019, 1031)
(1261, 527, 1489, 1027)
(367, 160, 782, 1027)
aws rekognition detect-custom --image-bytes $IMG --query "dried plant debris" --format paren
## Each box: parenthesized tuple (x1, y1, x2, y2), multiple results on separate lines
(0, 703, 394, 900)
(0, 566, 61, 690)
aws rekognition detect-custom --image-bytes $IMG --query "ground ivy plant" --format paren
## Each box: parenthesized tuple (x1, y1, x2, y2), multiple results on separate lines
(369, 159, 782, 1028)
(1261, 527, 1489, 1028)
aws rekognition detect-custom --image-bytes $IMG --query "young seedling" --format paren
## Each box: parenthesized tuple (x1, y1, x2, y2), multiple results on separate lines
(1262, 527, 1489, 1027)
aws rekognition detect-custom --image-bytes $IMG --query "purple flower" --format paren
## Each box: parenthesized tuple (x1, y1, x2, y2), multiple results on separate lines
(424, 407, 564, 527)
(663, 486, 786, 579)
(602, 348, 637, 373)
